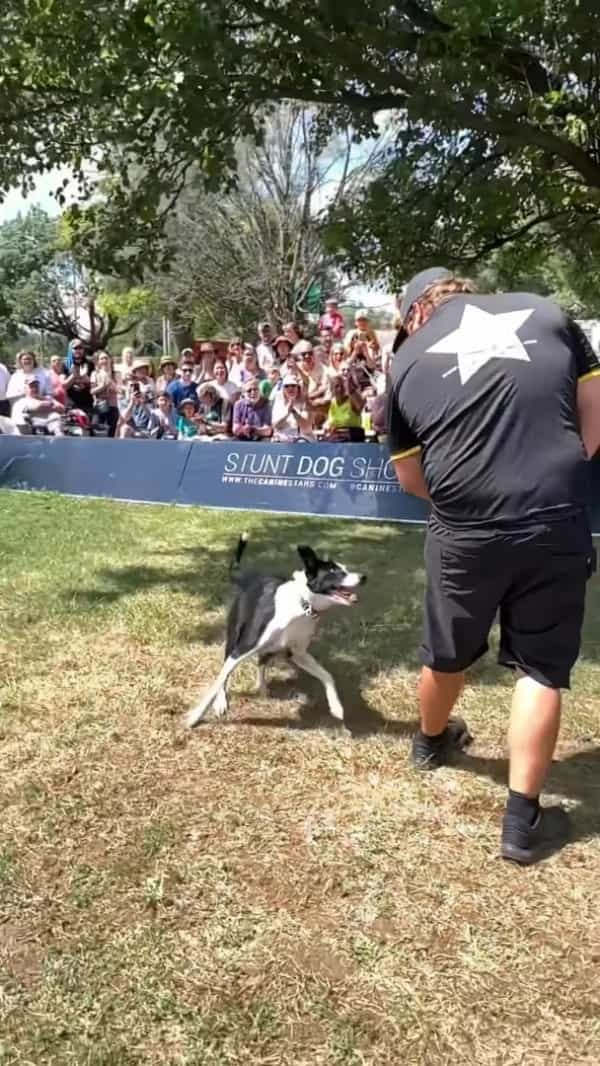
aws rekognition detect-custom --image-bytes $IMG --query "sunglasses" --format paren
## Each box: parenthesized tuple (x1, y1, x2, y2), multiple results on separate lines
(246, 388, 259, 395)
(181, 367, 193, 373)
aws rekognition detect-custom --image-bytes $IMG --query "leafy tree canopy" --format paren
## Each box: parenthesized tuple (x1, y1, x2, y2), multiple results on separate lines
(0, 208, 155, 349)
(1, 1, 600, 286)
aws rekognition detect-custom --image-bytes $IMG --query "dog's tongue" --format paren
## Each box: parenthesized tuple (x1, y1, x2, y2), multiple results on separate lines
(335, 589, 357, 603)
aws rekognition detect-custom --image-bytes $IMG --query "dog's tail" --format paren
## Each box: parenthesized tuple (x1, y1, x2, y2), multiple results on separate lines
(230, 532, 249, 579)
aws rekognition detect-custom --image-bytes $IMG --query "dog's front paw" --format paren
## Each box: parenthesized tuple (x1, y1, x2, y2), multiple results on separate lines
(213, 689, 229, 718)
(184, 706, 206, 729)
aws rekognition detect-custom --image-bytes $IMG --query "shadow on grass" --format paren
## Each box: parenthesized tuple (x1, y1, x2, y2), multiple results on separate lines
(60, 509, 600, 832)
(456, 747, 600, 846)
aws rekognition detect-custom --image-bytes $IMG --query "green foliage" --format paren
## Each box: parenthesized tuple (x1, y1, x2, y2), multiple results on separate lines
(98, 287, 157, 322)
(1, 1, 600, 280)
(0, 207, 155, 348)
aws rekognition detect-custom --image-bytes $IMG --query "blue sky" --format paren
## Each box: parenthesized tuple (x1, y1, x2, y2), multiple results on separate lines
(0, 169, 70, 223)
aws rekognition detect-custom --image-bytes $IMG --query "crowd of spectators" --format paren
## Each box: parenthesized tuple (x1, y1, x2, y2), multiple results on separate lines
(0, 300, 390, 444)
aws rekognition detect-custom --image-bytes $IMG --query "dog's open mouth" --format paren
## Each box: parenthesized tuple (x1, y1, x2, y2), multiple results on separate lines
(331, 589, 358, 605)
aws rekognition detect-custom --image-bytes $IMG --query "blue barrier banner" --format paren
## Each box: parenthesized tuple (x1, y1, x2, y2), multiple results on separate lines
(1, 437, 600, 530)
(0, 437, 192, 505)
(0, 437, 428, 523)
(178, 441, 429, 522)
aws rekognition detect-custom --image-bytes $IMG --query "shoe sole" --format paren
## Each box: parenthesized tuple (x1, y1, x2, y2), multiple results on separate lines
(501, 834, 570, 866)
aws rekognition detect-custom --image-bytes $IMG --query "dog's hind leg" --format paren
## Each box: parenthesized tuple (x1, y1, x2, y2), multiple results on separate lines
(185, 654, 246, 728)
(256, 654, 270, 698)
(290, 650, 345, 722)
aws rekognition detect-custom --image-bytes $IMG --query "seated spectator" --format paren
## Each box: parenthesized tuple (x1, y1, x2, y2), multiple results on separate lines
(91, 352, 119, 436)
(12, 376, 65, 435)
(232, 378, 272, 440)
(272, 375, 315, 442)
(323, 370, 365, 443)
(239, 347, 266, 385)
(130, 357, 156, 402)
(0, 358, 8, 417)
(177, 397, 200, 440)
(293, 340, 329, 427)
(154, 392, 178, 438)
(319, 297, 345, 339)
(156, 355, 178, 393)
(196, 382, 231, 438)
(273, 335, 293, 366)
(47, 355, 67, 406)
(61, 344, 95, 416)
(118, 382, 159, 438)
(227, 339, 244, 386)
(344, 309, 380, 356)
(7, 351, 51, 408)
(256, 322, 277, 371)
(210, 360, 239, 408)
(167, 360, 198, 409)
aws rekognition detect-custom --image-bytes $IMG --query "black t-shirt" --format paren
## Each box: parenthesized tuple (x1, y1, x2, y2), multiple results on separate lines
(387, 292, 600, 529)
(63, 359, 95, 413)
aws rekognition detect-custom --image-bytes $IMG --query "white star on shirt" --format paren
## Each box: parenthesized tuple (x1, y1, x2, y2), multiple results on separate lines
(426, 304, 536, 385)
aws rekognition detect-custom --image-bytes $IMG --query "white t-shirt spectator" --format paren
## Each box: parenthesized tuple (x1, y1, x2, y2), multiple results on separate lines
(7, 367, 51, 405)
(271, 391, 315, 442)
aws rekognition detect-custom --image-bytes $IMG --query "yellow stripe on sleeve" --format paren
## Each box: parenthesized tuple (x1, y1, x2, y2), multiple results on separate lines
(390, 446, 422, 461)
(579, 368, 600, 384)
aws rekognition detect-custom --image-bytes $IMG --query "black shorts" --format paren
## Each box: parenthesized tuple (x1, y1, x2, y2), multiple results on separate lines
(421, 512, 595, 689)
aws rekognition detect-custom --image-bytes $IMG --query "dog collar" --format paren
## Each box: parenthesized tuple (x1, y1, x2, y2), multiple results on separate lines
(300, 597, 319, 619)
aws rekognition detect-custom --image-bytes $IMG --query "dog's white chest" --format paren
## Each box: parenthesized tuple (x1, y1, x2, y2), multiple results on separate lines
(260, 586, 319, 654)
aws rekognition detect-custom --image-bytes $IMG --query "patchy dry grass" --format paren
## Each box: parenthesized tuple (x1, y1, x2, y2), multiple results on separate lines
(1, 490, 600, 1066)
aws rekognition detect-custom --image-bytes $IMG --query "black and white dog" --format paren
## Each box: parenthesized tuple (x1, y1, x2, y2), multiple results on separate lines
(185, 535, 366, 727)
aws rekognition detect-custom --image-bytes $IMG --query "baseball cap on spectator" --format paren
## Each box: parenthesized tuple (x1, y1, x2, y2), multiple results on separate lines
(25, 375, 39, 386)
(355, 308, 370, 322)
(291, 340, 313, 356)
(325, 297, 338, 306)
(399, 266, 452, 323)
(160, 354, 177, 367)
(181, 348, 194, 359)
(282, 374, 301, 387)
(179, 397, 196, 411)
(132, 357, 150, 370)
(274, 335, 291, 348)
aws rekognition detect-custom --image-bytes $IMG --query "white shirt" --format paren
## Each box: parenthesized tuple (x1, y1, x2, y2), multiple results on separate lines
(0, 362, 9, 401)
(7, 368, 51, 404)
(257, 342, 277, 371)
(271, 393, 314, 441)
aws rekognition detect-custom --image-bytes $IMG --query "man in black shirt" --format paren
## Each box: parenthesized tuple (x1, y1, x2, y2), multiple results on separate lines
(61, 341, 95, 415)
(387, 268, 600, 864)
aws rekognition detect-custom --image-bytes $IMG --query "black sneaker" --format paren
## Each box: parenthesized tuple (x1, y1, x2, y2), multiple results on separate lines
(501, 806, 571, 866)
(411, 717, 473, 770)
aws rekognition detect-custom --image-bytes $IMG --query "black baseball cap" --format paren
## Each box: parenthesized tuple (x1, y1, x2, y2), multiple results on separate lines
(399, 266, 451, 323)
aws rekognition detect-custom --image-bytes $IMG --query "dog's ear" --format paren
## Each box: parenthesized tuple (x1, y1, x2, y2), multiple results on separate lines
(297, 545, 319, 577)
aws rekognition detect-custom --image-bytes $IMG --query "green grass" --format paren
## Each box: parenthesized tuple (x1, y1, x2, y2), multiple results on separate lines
(1, 489, 600, 1066)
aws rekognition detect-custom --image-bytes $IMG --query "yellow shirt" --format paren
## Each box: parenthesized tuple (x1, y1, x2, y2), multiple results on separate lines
(328, 397, 362, 429)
